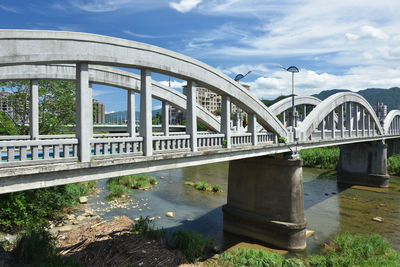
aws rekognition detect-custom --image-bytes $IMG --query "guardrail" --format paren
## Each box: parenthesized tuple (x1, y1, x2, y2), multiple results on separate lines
(91, 137, 143, 156)
(153, 135, 191, 152)
(231, 133, 252, 146)
(198, 133, 225, 149)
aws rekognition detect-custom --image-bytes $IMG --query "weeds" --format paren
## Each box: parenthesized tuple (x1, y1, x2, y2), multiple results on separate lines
(130, 216, 165, 240)
(185, 180, 222, 193)
(105, 174, 158, 201)
(171, 230, 215, 263)
(218, 247, 286, 267)
(388, 154, 400, 176)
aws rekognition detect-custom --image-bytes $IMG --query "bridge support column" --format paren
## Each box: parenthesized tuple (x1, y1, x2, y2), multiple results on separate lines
(221, 95, 231, 148)
(338, 141, 389, 187)
(162, 101, 169, 136)
(76, 63, 92, 162)
(127, 90, 135, 137)
(186, 80, 197, 152)
(140, 69, 152, 156)
(223, 155, 306, 251)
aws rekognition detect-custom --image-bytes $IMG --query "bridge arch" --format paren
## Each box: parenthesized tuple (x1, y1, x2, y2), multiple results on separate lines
(0, 64, 220, 132)
(269, 96, 321, 116)
(383, 110, 400, 135)
(0, 30, 286, 137)
(298, 92, 383, 141)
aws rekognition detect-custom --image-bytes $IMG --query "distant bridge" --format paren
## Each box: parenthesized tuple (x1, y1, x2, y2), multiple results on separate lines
(1, 30, 400, 250)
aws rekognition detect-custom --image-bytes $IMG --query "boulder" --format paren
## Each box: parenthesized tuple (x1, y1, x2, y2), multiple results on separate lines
(79, 196, 88, 204)
(165, 212, 175, 218)
(58, 225, 74, 233)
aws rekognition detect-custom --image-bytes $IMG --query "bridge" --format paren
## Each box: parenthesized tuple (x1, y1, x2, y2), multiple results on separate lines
(1, 30, 400, 251)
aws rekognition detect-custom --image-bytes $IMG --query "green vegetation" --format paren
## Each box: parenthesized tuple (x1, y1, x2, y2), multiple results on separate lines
(223, 138, 228, 147)
(130, 216, 165, 240)
(218, 233, 400, 267)
(185, 180, 222, 192)
(105, 174, 158, 201)
(278, 136, 286, 143)
(0, 182, 96, 231)
(261, 95, 291, 107)
(300, 147, 340, 169)
(388, 154, 400, 176)
(12, 226, 81, 266)
(171, 229, 215, 263)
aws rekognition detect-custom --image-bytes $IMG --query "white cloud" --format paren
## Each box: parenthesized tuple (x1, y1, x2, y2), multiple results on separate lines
(169, 0, 203, 13)
(153, 105, 162, 110)
(360, 25, 388, 40)
(0, 4, 19, 13)
(69, 0, 165, 12)
(159, 80, 187, 89)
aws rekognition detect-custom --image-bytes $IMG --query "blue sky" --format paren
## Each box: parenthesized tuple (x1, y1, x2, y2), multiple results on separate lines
(1, 0, 400, 112)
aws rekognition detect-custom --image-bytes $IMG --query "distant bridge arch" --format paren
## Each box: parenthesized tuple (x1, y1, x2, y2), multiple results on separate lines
(383, 110, 400, 135)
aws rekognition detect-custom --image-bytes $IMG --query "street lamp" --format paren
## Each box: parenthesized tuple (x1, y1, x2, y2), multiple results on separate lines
(280, 65, 299, 127)
(234, 70, 252, 82)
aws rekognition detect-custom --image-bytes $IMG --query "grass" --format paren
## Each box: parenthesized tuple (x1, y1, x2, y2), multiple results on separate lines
(388, 154, 400, 176)
(218, 247, 287, 267)
(12, 225, 81, 266)
(299, 146, 339, 169)
(105, 174, 158, 201)
(130, 216, 165, 240)
(185, 180, 222, 193)
(171, 230, 215, 263)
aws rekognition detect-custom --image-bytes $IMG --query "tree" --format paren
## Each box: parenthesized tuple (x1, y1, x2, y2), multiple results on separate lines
(0, 80, 76, 135)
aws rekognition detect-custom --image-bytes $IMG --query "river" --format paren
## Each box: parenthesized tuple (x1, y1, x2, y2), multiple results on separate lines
(82, 162, 400, 253)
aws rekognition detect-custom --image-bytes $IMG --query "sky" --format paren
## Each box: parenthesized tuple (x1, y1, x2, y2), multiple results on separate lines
(1, 0, 400, 112)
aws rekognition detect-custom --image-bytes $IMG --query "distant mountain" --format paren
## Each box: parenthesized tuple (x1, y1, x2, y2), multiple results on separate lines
(312, 87, 400, 111)
(105, 109, 161, 123)
(262, 95, 291, 107)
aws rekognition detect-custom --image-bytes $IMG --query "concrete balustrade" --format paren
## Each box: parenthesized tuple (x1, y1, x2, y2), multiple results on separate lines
(197, 134, 225, 149)
(91, 137, 143, 156)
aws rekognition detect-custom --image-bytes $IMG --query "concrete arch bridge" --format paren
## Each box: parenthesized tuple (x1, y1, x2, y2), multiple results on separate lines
(1, 30, 400, 251)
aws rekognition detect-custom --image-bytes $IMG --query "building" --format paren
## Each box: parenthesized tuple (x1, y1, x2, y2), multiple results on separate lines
(170, 106, 184, 125)
(0, 91, 16, 120)
(93, 99, 105, 124)
(374, 102, 387, 121)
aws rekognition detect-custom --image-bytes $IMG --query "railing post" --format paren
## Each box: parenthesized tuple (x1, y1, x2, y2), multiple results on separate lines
(76, 63, 91, 162)
(221, 95, 231, 148)
(29, 80, 39, 140)
(248, 113, 257, 146)
(127, 90, 136, 137)
(162, 101, 169, 136)
(186, 80, 197, 152)
(140, 69, 153, 156)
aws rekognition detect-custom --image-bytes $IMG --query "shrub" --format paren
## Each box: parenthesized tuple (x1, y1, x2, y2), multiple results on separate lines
(171, 230, 215, 263)
(105, 174, 157, 200)
(278, 136, 286, 143)
(388, 154, 400, 176)
(13, 225, 81, 266)
(105, 184, 128, 201)
(194, 181, 211, 191)
(299, 147, 339, 169)
(0, 183, 95, 231)
(130, 216, 165, 240)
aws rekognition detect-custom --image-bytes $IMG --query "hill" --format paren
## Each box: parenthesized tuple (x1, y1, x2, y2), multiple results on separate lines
(312, 87, 400, 111)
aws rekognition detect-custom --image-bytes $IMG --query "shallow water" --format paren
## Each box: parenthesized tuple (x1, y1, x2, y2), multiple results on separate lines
(83, 162, 400, 253)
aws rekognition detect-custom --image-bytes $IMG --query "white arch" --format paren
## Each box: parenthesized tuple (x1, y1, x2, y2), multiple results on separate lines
(0, 30, 287, 137)
(269, 96, 321, 115)
(298, 92, 383, 141)
(0, 64, 220, 131)
(383, 110, 400, 134)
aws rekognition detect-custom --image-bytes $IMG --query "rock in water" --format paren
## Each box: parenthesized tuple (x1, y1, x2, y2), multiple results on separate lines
(165, 212, 175, 218)
(79, 196, 88, 204)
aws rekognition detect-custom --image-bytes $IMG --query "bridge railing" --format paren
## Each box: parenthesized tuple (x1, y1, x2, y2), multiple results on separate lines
(257, 132, 275, 144)
(231, 133, 252, 146)
(153, 135, 191, 152)
(197, 133, 225, 149)
(0, 139, 78, 164)
(91, 137, 143, 156)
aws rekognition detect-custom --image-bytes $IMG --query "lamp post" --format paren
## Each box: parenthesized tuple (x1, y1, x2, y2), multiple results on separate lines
(280, 65, 299, 127)
(234, 70, 252, 82)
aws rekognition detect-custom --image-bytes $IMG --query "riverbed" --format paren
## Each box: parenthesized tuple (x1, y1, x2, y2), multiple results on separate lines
(82, 162, 400, 253)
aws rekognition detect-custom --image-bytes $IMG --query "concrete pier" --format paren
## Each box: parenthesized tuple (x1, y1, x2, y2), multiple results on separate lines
(223, 155, 306, 251)
(338, 141, 389, 187)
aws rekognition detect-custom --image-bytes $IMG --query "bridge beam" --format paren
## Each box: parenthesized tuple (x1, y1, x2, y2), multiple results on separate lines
(338, 140, 389, 187)
(223, 155, 306, 251)
(140, 69, 152, 156)
(76, 63, 92, 162)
